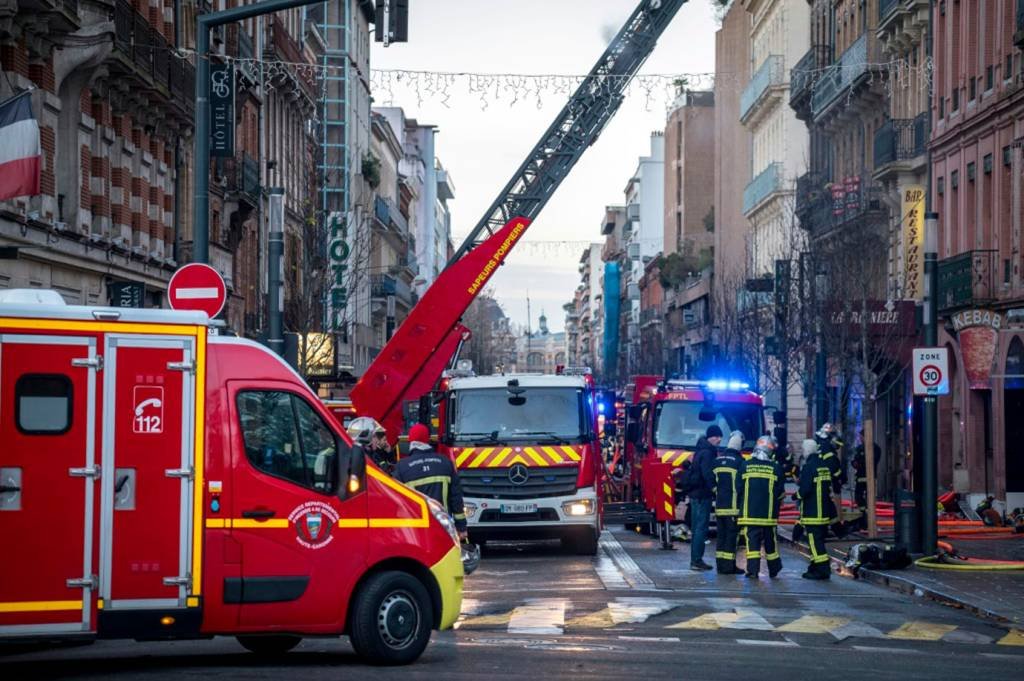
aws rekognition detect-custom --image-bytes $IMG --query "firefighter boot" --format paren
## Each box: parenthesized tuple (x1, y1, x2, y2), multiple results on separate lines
(765, 529, 782, 578)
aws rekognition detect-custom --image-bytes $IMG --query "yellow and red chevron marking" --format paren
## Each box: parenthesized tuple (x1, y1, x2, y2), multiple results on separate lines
(659, 450, 694, 467)
(453, 445, 583, 469)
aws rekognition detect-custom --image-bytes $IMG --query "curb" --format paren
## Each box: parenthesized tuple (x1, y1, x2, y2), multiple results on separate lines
(775, 528, 1012, 624)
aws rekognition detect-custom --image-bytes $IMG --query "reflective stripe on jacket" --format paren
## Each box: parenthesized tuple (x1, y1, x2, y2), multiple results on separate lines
(738, 459, 784, 526)
(796, 452, 837, 526)
(394, 448, 467, 531)
(713, 448, 745, 516)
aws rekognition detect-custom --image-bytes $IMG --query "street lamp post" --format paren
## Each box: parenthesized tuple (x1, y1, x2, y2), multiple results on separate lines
(922, 212, 940, 556)
(192, 0, 331, 264)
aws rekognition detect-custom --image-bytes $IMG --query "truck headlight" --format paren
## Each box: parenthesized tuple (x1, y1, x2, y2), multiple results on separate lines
(427, 498, 460, 546)
(561, 499, 595, 516)
(464, 502, 478, 519)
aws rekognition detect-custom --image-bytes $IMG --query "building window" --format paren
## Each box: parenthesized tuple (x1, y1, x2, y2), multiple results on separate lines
(937, 177, 944, 195)
(1006, 55, 1014, 82)
(15, 374, 72, 434)
(969, 77, 976, 100)
(967, 162, 976, 181)
(939, 96, 945, 118)
(952, 88, 960, 111)
(1004, 146, 1013, 167)
(951, 169, 959, 189)
(984, 154, 993, 174)
(986, 65, 994, 91)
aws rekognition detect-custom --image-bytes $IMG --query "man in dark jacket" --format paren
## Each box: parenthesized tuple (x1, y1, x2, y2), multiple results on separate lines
(686, 425, 721, 571)
(394, 423, 467, 539)
(713, 430, 746, 574)
(738, 436, 785, 578)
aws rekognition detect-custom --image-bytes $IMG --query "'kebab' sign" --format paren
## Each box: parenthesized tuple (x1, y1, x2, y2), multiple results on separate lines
(951, 308, 1003, 390)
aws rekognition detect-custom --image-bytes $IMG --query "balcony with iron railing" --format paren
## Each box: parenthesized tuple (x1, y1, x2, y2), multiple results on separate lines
(743, 162, 784, 216)
(811, 34, 884, 121)
(937, 250, 998, 313)
(371, 274, 415, 306)
(790, 45, 831, 118)
(111, 0, 191, 117)
(795, 174, 886, 236)
(873, 112, 928, 178)
(740, 55, 785, 125)
(877, 1, 930, 50)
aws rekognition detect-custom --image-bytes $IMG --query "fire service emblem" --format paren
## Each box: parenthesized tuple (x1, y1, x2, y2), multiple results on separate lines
(289, 501, 340, 549)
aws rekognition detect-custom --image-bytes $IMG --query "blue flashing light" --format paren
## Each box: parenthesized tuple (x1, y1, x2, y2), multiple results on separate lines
(706, 379, 750, 392)
(598, 402, 606, 414)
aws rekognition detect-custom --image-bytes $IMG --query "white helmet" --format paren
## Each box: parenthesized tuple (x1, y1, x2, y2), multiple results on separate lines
(346, 416, 385, 445)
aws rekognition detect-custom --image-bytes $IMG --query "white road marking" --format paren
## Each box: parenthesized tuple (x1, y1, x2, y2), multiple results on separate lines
(736, 639, 798, 647)
(174, 287, 218, 299)
(508, 599, 567, 635)
(609, 597, 676, 624)
(618, 636, 680, 642)
(599, 531, 657, 589)
(852, 645, 923, 655)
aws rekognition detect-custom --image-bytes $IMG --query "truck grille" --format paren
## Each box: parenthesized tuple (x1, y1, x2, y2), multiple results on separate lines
(460, 466, 579, 499)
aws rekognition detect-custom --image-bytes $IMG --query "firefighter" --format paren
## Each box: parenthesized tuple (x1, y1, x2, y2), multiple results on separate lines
(394, 423, 468, 539)
(815, 423, 846, 534)
(738, 436, 785, 579)
(713, 430, 746, 574)
(366, 424, 398, 475)
(796, 438, 835, 579)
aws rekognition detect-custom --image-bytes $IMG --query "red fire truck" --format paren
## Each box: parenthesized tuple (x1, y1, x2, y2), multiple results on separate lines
(604, 376, 768, 543)
(435, 368, 602, 555)
(0, 294, 462, 664)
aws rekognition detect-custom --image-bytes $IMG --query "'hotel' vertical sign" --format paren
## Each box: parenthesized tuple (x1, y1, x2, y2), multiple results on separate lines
(902, 185, 925, 302)
(209, 63, 235, 158)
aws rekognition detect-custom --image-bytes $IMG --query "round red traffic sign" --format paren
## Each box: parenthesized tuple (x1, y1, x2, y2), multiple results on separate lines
(919, 364, 942, 388)
(168, 263, 226, 318)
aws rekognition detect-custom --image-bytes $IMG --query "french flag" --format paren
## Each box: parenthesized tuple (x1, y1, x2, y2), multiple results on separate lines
(0, 91, 41, 200)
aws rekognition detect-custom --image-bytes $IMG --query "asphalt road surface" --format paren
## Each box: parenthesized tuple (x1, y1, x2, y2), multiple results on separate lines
(4, 528, 1023, 680)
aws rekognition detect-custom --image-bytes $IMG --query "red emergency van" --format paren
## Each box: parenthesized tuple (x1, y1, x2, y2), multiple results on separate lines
(0, 292, 462, 664)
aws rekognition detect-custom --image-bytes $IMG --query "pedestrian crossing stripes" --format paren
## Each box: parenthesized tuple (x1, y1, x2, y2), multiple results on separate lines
(456, 597, 1024, 647)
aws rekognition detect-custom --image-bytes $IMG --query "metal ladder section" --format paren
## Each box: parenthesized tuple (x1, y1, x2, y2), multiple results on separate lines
(447, 0, 689, 265)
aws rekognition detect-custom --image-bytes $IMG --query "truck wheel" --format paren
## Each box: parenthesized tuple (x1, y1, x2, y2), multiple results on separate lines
(349, 571, 433, 665)
(236, 634, 302, 656)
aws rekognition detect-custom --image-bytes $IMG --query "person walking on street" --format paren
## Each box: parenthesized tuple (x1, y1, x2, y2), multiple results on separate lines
(738, 436, 785, 578)
(796, 438, 836, 579)
(394, 423, 468, 540)
(685, 425, 721, 571)
(713, 430, 746, 574)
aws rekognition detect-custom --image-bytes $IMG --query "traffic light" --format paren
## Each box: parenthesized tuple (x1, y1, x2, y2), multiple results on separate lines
(375, 0, 409, 44)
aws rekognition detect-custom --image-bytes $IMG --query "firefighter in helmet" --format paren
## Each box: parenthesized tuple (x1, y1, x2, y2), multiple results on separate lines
(713, 430, 746, 574)
(796, 438, 836, 579)
(738, 435, 785, 578)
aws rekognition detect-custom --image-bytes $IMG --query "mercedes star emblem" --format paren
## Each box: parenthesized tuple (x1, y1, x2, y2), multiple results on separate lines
(508, 463, 530, 485)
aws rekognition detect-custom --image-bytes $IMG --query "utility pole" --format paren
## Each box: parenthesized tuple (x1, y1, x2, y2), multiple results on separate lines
(267, 188, 285, 357)
(814, 264, 828, 428)
(192, 0, 329, 264)
(922, 212, 939, 556)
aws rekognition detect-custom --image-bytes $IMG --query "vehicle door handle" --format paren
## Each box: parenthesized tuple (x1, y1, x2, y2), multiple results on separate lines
(241, 509, 276, 519)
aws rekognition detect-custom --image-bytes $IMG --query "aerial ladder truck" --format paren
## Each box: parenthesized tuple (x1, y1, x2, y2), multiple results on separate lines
(350, 0, 690, 445)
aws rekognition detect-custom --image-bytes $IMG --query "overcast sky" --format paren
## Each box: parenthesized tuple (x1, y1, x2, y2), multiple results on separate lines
(371, 0, 720, 332)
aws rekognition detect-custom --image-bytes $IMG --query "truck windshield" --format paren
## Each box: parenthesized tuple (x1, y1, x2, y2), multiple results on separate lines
(449, 387, 585, 443)
(652, 401, 762, 450)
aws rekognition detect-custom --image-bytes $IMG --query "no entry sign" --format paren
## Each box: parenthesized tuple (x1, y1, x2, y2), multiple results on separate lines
(168, 263, 226, 319)
(912, 347, 950, 396)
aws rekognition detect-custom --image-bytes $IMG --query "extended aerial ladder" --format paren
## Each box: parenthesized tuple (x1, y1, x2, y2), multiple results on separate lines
(351, 0, 688, 439)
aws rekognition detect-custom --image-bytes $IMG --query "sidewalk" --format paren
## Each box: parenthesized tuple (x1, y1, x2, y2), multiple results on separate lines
(776, 525, 1024, 625)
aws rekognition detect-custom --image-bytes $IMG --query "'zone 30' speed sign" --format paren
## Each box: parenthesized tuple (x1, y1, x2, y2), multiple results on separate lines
(912, 347, 950, 396)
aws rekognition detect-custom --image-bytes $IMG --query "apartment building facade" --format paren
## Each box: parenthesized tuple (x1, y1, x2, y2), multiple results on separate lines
(931, 0, 1024, 506)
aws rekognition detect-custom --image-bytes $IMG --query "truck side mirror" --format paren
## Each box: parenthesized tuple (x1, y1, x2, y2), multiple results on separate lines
(418, 394, 432, 424)
(625, 421, 639, 444)
(341, 443, 367, 499)
(604, 422, 618, 438)
(773, 410, 787, 424)
(627, 405, 642, 420)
